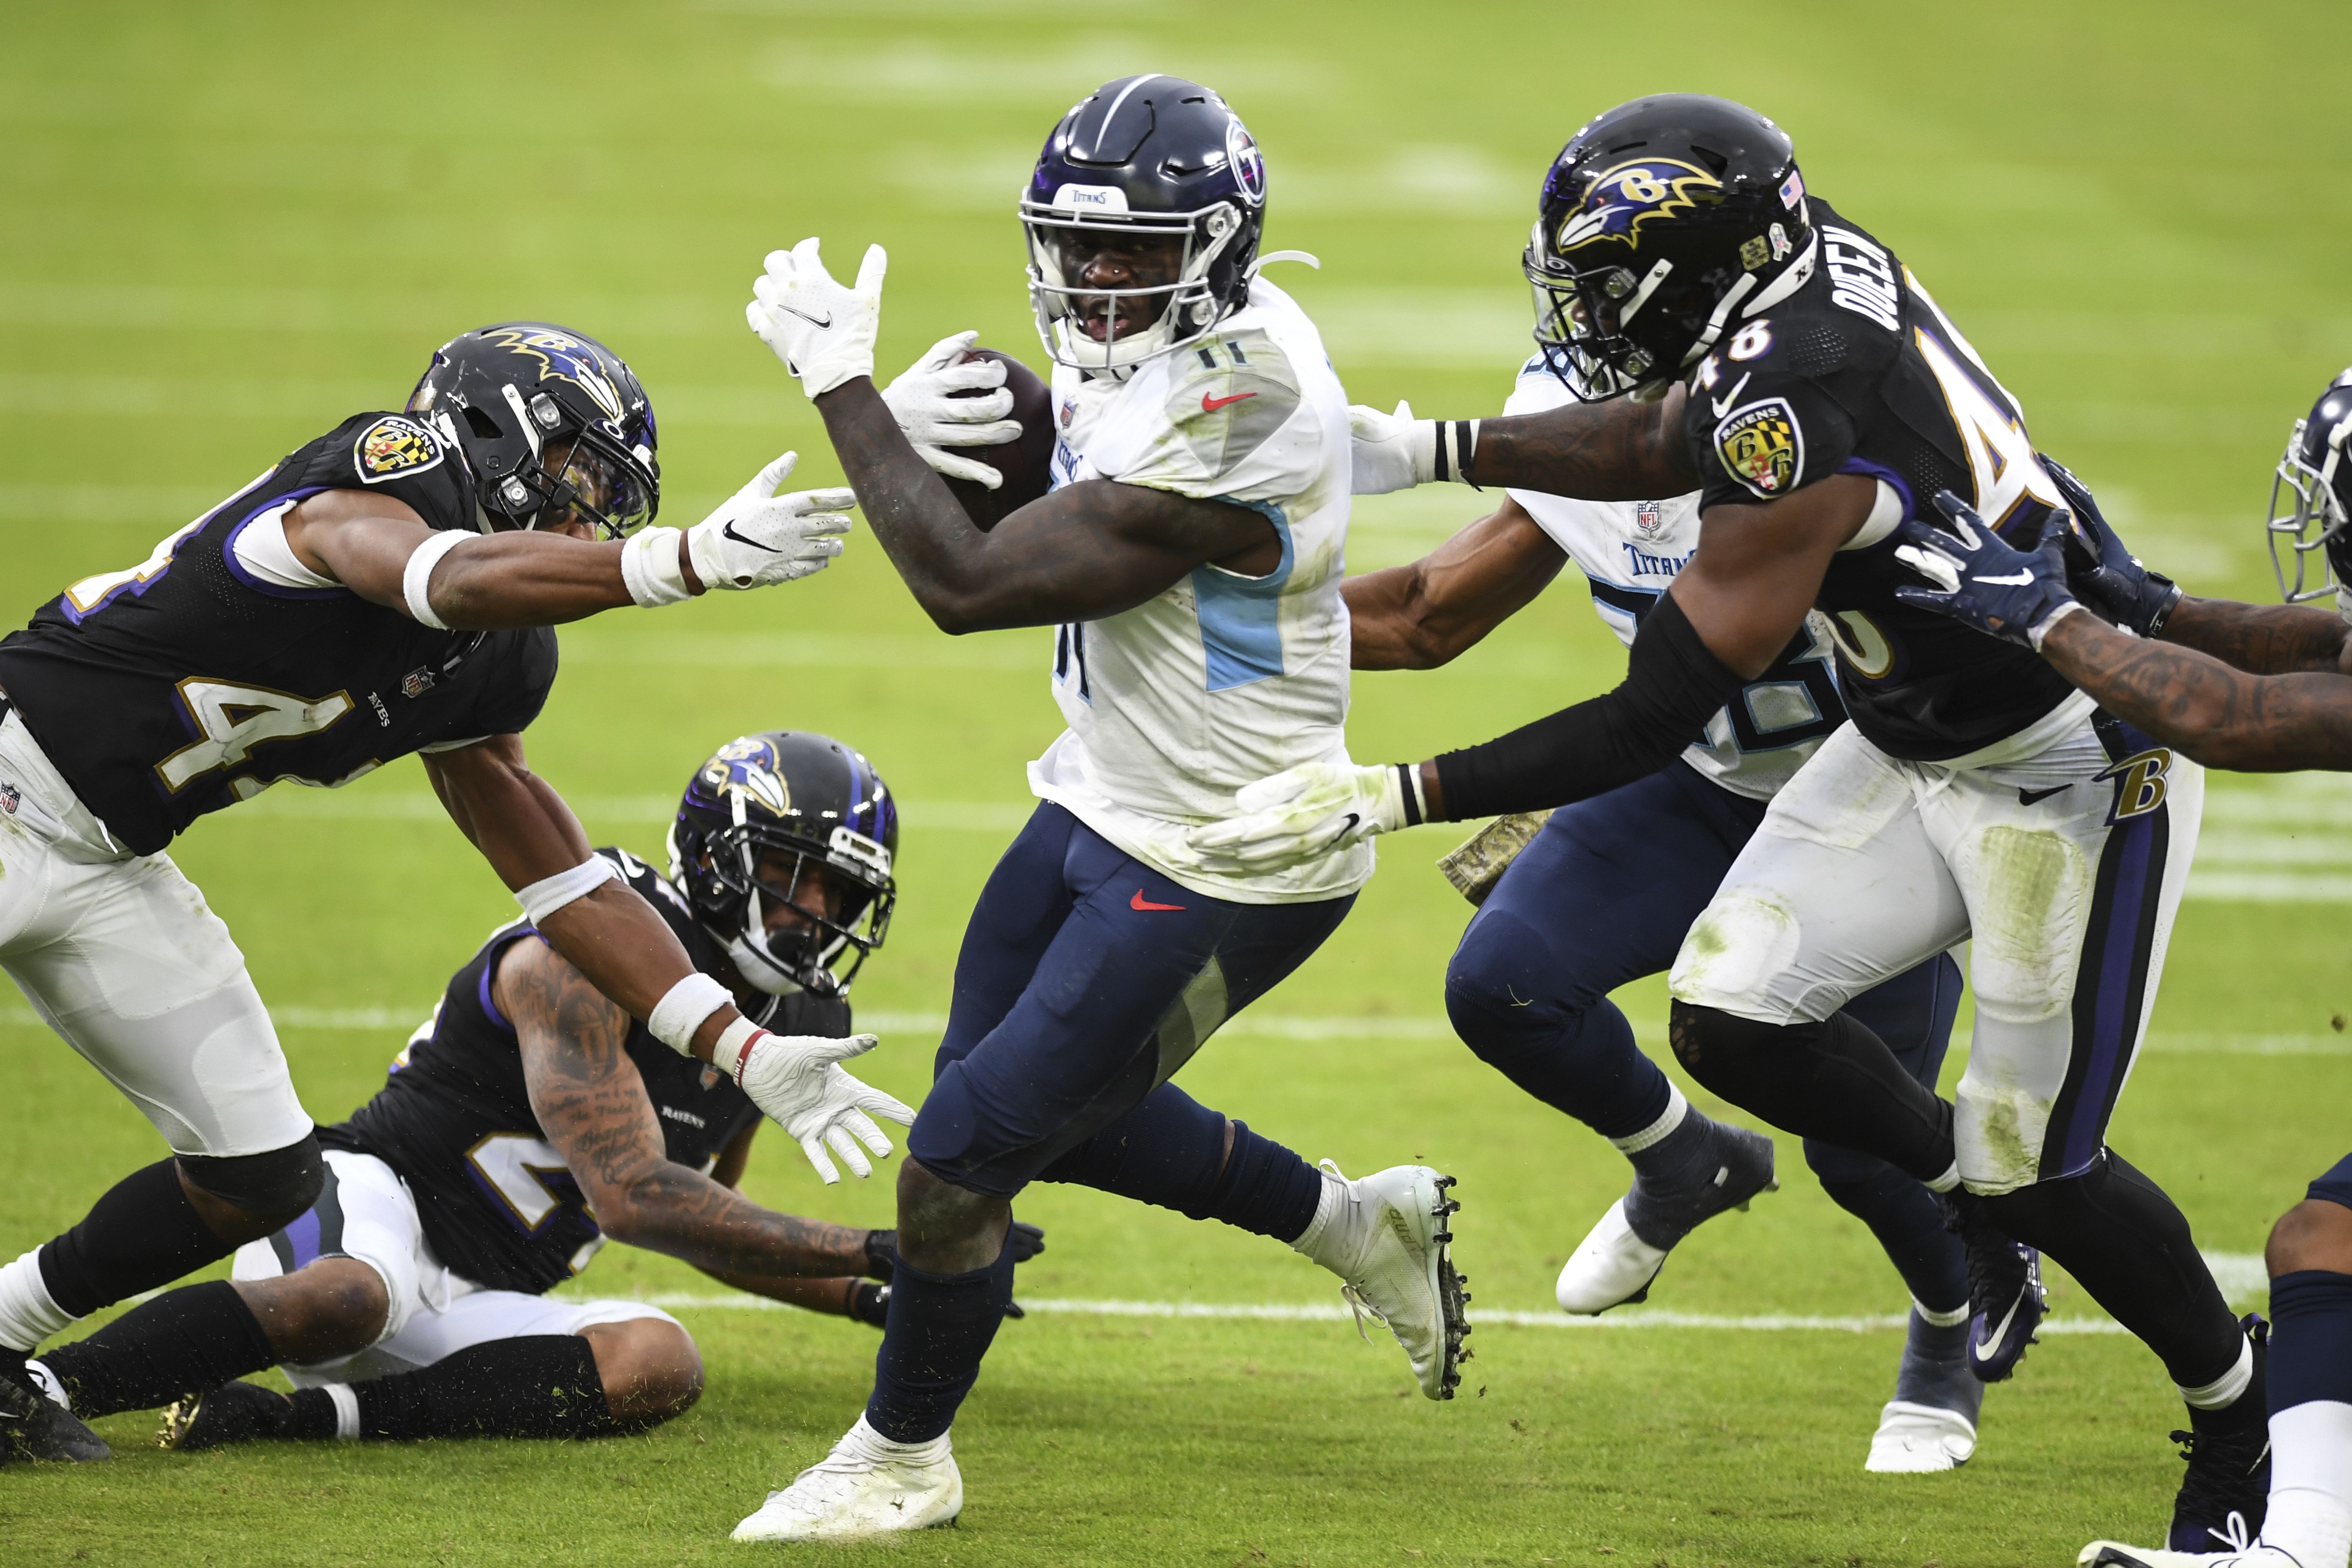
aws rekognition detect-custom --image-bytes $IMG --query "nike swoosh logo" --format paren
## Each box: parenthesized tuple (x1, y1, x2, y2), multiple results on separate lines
(1130, 890, 1185, 911)
(721, 522, 782, 553)
(2018, 785, 2070, 806)
(1976, 1291, 2025, 1359)
(1201, 391, 1257, 413)
(1710, 373, 1752, 419)
(777, 304, 833, 329)
(1974, 570, 2036, 586)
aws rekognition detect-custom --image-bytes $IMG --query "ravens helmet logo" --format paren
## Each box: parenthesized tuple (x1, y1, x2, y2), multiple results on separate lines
(1556, 157, 1724, 254)
(700, 737, 792, 818)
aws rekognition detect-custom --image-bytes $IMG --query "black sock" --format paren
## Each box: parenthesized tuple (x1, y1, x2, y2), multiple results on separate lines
(865, 1234, 1017, 1444)
(38, 1160, 235, 1319)
(1984, 1149, 2243, 1389)
(1669, 1002, 1957, 1181)
(37, 1281, 274, 1418)
(288, 1337, 616, 1441)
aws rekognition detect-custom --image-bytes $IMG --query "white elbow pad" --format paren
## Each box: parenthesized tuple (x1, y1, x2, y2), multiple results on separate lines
(649, 972, 733, 1056)
(515, 855, 621, 926)
(620, 526, 693, 608)
(402, 531, 473, 630)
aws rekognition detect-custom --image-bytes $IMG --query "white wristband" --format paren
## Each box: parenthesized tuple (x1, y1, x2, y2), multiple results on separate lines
(514, 854, 621, 925)
(649, 972, 732, 1056)
(401, 531, 472, 630)
(712, 1014, 764, 1080)
(1430, 418, 1479, 486)
(2027, 599, 2086, 652)
(620, 526, 693, 608)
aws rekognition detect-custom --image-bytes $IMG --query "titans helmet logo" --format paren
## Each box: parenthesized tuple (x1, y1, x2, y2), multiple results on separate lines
(700, 737, 791, 818)
(480, 327, 627, 421)
(1556, 158, 1723, 254)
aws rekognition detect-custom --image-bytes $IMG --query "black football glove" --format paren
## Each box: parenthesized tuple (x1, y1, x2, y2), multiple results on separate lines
(1892, 490, 2083, 650)
(2040, 453, 2181, 638)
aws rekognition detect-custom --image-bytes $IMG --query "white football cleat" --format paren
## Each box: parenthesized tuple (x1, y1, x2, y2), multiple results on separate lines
(1556, 1199, 1668, 1315)
(730, 1415, 962, 1542)
(2078, 1541, 2302, 1568)
(1865, 1399, 1978, 1473)
(1297, 1161, 1469, 1400)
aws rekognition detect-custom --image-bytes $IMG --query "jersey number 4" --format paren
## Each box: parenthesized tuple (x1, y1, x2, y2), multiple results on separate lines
(1907, 272, 2062, 529)
(154, 677, 360, 797)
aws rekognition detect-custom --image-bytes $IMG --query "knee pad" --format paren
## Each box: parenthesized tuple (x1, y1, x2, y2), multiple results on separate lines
(178, 1131, 324, 1219)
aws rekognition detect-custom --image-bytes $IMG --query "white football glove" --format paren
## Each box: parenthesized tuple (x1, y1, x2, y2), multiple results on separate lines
(880, 330, 1026, 489)
(745, 238, 887, 400)
(1348, 401, 1481, 495)
(684, 452, 854, 591)
(720, 1029, 916, 1185)
(1183, 762, 1424, 874)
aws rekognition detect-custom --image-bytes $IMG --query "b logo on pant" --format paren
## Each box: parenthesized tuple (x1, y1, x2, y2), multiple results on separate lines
(2097, 747, 2174, 824)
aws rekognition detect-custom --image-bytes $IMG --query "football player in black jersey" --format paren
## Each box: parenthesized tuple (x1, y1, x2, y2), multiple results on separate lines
(0, 325, 908, 1464)
(1877, 371, 2352, 1568)
(21, 732, 1037, 1451)
(1193, 95, 2264, 1543)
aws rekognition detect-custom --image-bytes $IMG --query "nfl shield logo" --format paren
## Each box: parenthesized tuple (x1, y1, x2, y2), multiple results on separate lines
(399, 668, 434, 699)
(1634, 499, 1664, 536)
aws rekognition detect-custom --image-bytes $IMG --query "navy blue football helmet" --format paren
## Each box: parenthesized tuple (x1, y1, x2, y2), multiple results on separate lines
(2267, 368, 2352, 606)
(1020, 74, 1267, 375)
(667, 731, 897, 999)
(1526, 95, 1813, 402)
(406, 322, 659, 537)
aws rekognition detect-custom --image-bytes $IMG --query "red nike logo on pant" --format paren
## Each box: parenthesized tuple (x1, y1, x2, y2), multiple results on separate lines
(1200, 391, 1256, 413)
(1131, 890, 1185, 911)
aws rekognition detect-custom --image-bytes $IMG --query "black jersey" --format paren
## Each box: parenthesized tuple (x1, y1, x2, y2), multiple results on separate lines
(322, 848, 846, 1294)
(1680, 199, 2082, 761)
(0, 413, 556, 854)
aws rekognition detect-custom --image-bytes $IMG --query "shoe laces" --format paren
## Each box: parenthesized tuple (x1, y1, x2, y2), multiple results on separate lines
(1337, 1281, 1389, 1346)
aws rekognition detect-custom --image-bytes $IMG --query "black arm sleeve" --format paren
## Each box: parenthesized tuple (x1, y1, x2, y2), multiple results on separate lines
(1431, 592, 1749, 821)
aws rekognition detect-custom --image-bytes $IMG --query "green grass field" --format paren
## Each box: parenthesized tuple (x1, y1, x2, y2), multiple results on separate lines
(7, 1, 2352, 1562)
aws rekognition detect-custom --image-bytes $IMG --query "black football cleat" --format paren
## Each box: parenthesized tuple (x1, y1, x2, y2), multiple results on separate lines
(159, 1380, 294, 1452)
(2167, 1317, 2272, 1554)
(1941, 1191, 2047, 1381)
(0, 1362, 109, 1463)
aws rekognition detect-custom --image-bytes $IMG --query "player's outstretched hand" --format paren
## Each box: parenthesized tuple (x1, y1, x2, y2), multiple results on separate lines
(1891, 490, 2083, 651)
(746, 238, 886, 400)
(2040, 454, 2183, 638)
(881, 330, 1026, 489)
(1348, 400, 1427, 495)
(1182, 761, 1413, 874)
(684, 452, 855, 591)
(726, 1030, 916, 1185)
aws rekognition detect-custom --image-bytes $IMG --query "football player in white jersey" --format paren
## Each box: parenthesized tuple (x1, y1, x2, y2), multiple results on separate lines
(1344, 350, 1989, 1471)
(725, 76, 1469, 1541)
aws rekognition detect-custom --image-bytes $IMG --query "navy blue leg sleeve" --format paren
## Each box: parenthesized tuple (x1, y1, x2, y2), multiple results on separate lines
(865, 1234, 1019, 1445)
(1040, 1088, 1322, 1243)
(1444, 767, 1760, 1140)
(1805, 950, 1970, 1312)
(2268, 1270, 2352, 1417)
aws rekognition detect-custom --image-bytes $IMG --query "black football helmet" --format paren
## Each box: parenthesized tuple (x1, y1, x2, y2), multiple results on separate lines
(406, 323, 659, 538)
(667, 732, 897, 999)
(2266, 368, 2352, 607)
(1526, 94, 1815, 402)
(1020, 74, 1267, 376)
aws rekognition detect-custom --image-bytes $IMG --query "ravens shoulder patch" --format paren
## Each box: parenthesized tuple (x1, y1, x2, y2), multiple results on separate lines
(353, 415, 443, 484)
(1712, 397, 1804, 500)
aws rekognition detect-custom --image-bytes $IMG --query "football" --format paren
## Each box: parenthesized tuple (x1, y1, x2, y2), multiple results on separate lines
(944, 347, 1054, 530)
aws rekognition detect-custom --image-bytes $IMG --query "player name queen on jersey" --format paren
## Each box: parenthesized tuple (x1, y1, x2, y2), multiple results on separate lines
(1503, 358, 1842, 798)
(1683, 200, 2086, 762)
(324, 849, 788, 1292)
(1031, 274, 1364, 902)
(0, 412, 552, 854)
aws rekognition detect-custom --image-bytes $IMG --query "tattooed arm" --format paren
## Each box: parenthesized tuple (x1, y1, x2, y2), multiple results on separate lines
(2161, 596, 2352, 677)
(1463, 383, 1698, 501)
(497, 938, 873, 1300)
(2040, 611, 2352, 771)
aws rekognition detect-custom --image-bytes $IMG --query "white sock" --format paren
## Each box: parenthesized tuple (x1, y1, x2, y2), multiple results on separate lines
(1913, 1298, 1971, 1329)
(2264, 1402, 2352, 1568)
(1289, 1164, 1346, 1261)
(322, 1382, 361, 1441)
(2180, 1336, 2255, 1410)
(1610, 1085, 1689, 1156)
(846, 1413, 950, 1462)
(0, 1249, 78, 1353)
(1925, 1162, 1961, 1195)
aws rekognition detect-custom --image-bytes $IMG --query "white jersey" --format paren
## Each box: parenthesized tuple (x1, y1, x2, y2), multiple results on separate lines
(1027, 278, 1367, 904)
(1502, 357, 1846, 801)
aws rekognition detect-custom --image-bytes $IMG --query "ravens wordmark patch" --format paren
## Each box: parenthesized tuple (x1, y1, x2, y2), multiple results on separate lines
(353, 415, 443, 484)
(1713, 397, 1804, 499)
